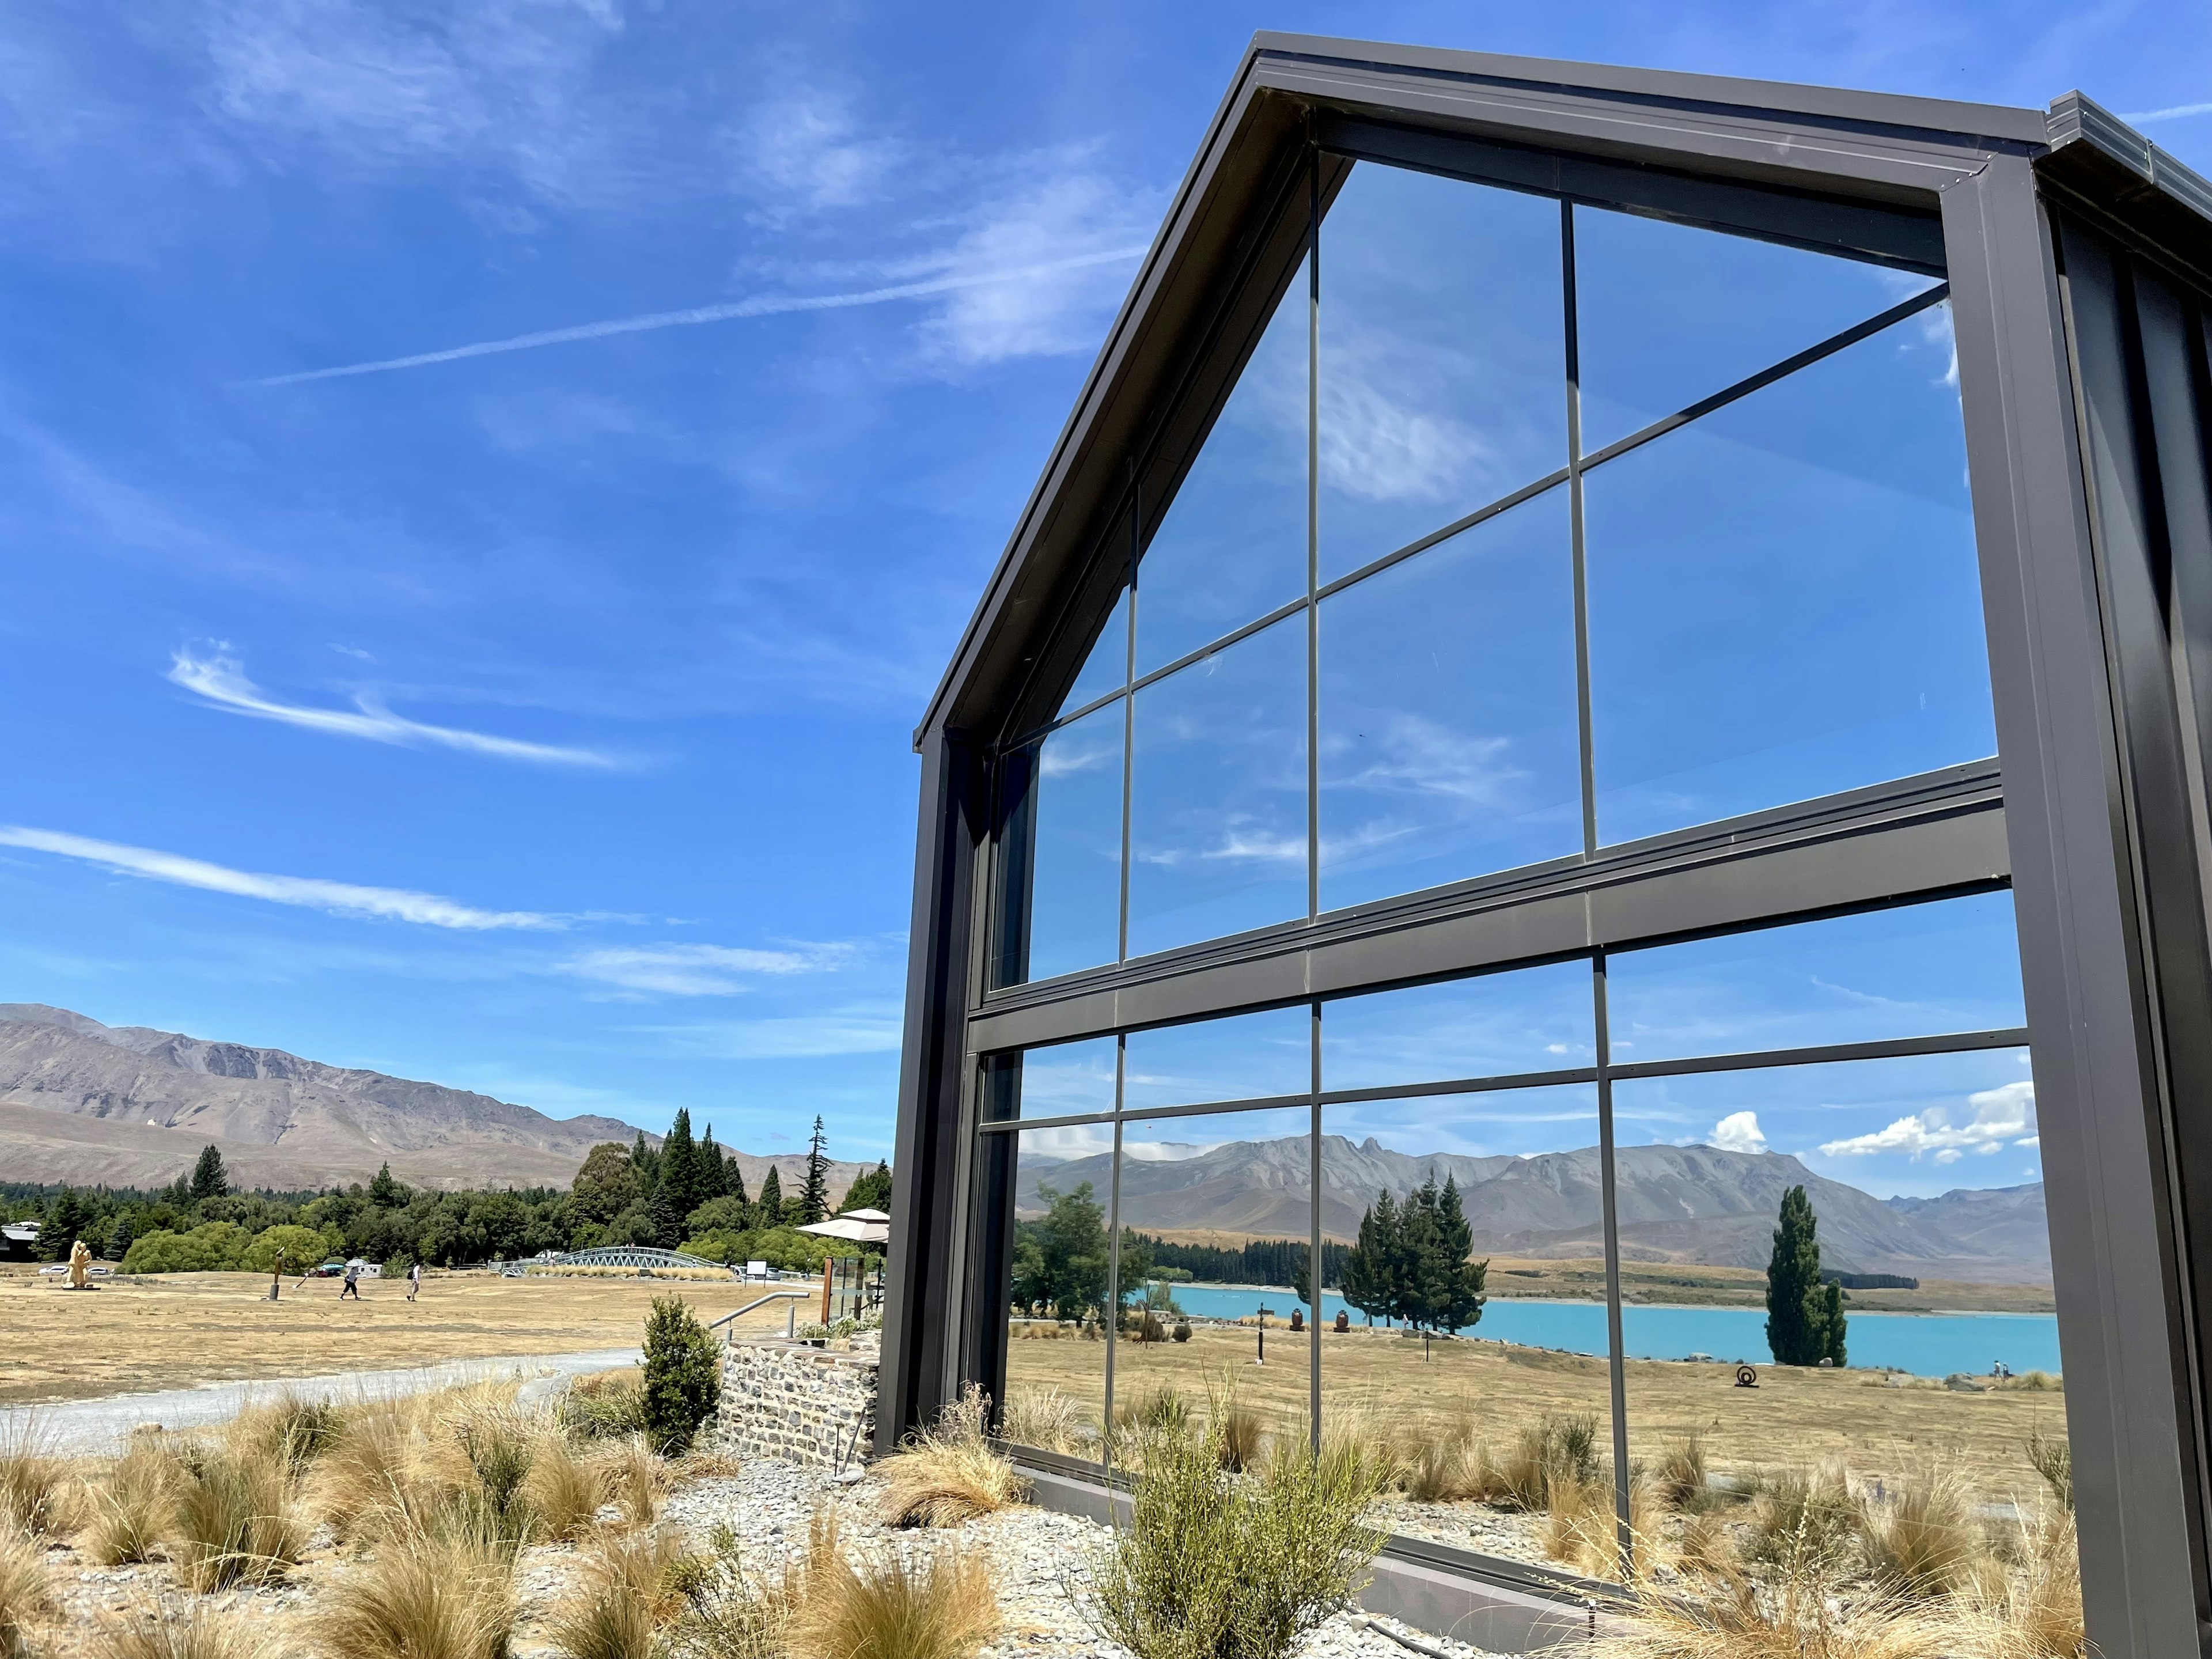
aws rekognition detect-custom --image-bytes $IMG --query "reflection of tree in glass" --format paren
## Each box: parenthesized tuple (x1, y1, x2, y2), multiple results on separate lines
(1013, 1181, 1109, 1320)
(1765, 1184, 1849, 1366)
(1340, 1175, 1487, 1333)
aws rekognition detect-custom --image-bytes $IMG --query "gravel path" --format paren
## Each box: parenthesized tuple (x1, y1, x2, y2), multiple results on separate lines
(0, 1347, 642, 1456)
(660, 1461, 1506, 1659)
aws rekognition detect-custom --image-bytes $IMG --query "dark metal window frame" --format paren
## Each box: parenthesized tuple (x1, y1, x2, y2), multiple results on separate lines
(888, 39, 2212, 1658)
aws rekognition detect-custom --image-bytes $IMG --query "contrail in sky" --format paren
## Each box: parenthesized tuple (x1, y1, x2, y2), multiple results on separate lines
(243, 245, 1149, 388)
(2123, 101, 2212, 123)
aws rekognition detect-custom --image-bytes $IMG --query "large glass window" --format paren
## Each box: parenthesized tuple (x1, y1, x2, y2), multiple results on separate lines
(1128, 615, 1308, 957)
(1318, 486, 1581, 911)
(999, 1121, 1115, 1460)
(1122, 1006, 1310, 1111)
(1321, 958, 1593, 1090)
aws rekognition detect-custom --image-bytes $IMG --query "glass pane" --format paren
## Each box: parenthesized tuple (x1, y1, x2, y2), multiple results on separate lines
(1574, 204, 1941, 453)
(1320, 1086, 1621, 1577)
(1137, 259, 1309, 675)
(1060, 588, 1130, 716)
(988, 1035, 1117, 1121)
(1128, 614, 1308, 956)
(1323, 960, 1593, 1092)
(1111, 1105, 1315, 1456)
(1612, 1051, 2059, 1580)
(1608, 892, 2025, 1065)
(1586, 305, 1993, 844)
(1319, 164, 1565, 584)
(1123, 1005, 1310, 1111)
(1318, 485, 1580, 910)
(1001, 1122, 1114, 1458)
(1023, 702, 1125, 982)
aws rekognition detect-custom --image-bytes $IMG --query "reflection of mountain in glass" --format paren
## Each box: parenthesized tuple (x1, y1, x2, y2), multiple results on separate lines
(1013, 1132, 2050, 1285)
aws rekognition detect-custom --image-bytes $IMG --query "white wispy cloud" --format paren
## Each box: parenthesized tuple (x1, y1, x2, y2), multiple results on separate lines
(0, 825, 559, 930)
(562, 942, 859, 998)
(1707, 1110, 1768, 1154)
(169, 645, 619, 767)
(2124, 102, 2212, 123)
(241, 247, 1146, 387)
(640, 1007, 906, 1059)
(1819, 1080, 2037, 1164)
(736, 86, 902, 218)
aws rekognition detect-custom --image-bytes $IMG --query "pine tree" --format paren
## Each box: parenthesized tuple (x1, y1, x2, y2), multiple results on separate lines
(840, 1160, 892, 1213)
(1342, 1190, 1398, 1327)
(1766, 1184, 1837, 1366)
(757, 1166, 782, 1230)
(369, 1162, 404, 1207)
(189, 1144, 229, 1203)
(726, 1156, 747, 1210)
(630, 1130, 660, 1188)
(1431, 1174, 1488, 1334)
(799, 1117, 830, 1224)
(659, 1111, 698, 1228)
(697, 1127, 729, 1200)
(40, 1188, 90, 1262)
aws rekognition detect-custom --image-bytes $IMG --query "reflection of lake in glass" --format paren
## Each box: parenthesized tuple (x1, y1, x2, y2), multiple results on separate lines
(1159, 1282, 2061, 1378)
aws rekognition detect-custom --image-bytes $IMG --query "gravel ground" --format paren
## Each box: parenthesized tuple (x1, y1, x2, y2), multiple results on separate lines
(660, 1460, 1507, 1659)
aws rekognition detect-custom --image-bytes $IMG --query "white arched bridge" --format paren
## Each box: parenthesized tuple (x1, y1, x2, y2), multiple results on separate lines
(493, 1246, 731, 1278)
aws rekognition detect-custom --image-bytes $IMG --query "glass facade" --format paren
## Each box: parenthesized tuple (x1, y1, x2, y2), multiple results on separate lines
(960, 135, 2067, 1621)
(975, 892, 2050, 1584)
(988, 156, 1995, 989)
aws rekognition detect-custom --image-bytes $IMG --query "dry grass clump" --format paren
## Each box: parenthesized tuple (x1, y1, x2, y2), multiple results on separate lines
(998, 1389, 1091, 1457)
(563, 1369, 650, 1442)
(1392, 1413, 1488, 1504)
(89, 1598, 275, 1659)
(877, 1387, 1027, 1528)
(1654, 1435, 1709, 1510)
(593, 1435, 671, 1529)
(1112, 1386, 1190, 1438)
(0, 1418, 76, 1537)
(320, 1522, 518, 1659)
(228, 1392, 343, 1475)
(550, 1528, 685, 1659)
(785, 1513, 999, 1659)
(2026, 1428, 2071, 1513)
(84, 1438, 183, 1566)
(525, 1431, 605, 1543)
(1215, 1404, 1266, 1475)
(1858, 1466, 1983, 1597)
(1934, 1505, 2086, 1658)
(171, 1444, 306, 1591)
(0, 1521, 52, 1659)
(661, 1523, 794, 1659)
(1543, 1469, 1659, 1582)
(1489, 1413, 1600, 1513)
(1742, 1463, 1857, 1573)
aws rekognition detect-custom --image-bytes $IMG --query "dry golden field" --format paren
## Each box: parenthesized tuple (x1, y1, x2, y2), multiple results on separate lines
(0, 1267, 813, 1406)
(1006, 1317, 2067, 1507)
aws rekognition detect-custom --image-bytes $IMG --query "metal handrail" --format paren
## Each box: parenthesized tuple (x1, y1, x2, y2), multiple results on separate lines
(707, 1286, 815, 1341)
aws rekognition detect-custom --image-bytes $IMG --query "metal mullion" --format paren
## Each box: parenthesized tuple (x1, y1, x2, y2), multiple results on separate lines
(977, 1111, 1116, 1135)
(1115, 1090, 1317, 1124)
(1120, 501, 1137, 965)
(1104, 1109, 1124, 1479)
(1309, 998, 1323, 1450)
(1592, 950, 1633, 1576)
(1320, 1066, 1600, 1104)
(1313, 468, 1571, 601)
(1130, 594, 1310, 696)
(1566, 199, 1599, 857)
(1608, 1026, 2031, 1081)
(1307, 149, 1322, 927)
(1576, 284, 1952, 478)
(1002, 686, 1126, 756)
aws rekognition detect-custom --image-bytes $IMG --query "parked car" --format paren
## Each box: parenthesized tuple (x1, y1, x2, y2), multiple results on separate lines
(307, 1260, 346, 1277)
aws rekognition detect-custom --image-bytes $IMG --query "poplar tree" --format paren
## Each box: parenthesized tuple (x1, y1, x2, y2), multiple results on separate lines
(1766, 1184, 1847, 1365)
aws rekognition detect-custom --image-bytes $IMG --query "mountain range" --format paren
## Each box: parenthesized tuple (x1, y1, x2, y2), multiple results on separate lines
(1016, 1131, 2050, 1286)
(0, 1005, 874, 1196)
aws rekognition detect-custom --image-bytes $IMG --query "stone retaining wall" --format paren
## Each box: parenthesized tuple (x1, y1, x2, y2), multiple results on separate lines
(711, 1338, 878, 1469)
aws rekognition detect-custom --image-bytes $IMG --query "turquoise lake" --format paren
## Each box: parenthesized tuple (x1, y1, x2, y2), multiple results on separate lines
(1155, 1283, 2061, 1378)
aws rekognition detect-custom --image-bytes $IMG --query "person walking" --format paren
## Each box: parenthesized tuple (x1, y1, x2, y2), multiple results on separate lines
(340, 1257, 363, 1300)
(407, 1260, 422, 1302)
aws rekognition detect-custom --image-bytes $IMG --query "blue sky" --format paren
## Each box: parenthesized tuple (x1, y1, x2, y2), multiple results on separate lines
(0, 2, 2204, 1166)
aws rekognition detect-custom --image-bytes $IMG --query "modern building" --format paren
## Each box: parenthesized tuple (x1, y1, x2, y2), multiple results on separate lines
(884, 35, 2212, 1656)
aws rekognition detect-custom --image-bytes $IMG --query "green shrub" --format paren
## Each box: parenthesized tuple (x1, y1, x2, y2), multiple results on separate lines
(240, 1225, 339, 1275)
(1085, 1403, 1384, 1659)
(2028, 1427, 2073, 1512)
(676, 1226, 835, 1274)
(641, 1298, 722, 1455)
(562, 1371, 650, 1442)
(120, 1222, 252, 1275)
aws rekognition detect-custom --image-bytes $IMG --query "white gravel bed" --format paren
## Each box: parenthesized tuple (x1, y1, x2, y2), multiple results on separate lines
(661, 1459, 1505, 1659)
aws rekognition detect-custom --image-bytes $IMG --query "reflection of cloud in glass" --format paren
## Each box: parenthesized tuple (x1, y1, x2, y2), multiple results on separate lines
(1820, 1080, 2036, 1165)
(1037, 728, 1119, 778)
(1020, 1122, 1115, 1160)
(1323, 962, 1593, 1092)
(1020, 1035, 1116, 1117)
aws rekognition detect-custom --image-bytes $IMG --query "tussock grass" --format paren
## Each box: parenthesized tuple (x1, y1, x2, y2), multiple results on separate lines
(524, 1431, 604, 1543)
(998, 1389, 1091, 1456)
(320, 1522, 518, 1659)
(1936, 1505, 2086, 1658)
(1542, 1471, 1660, 1582)
(312, 1400, 420, 1541)
(661, 1524, 793, 1659)
(1654, 1435, 1708, 1510)
(2027, 1429, 2072, 1513)
(550, 1528, 684, 1659)
(877, 1387, 1026, 1529)
(1395, 1414, 1487, 1504)
(0, 1416, 75, 1537)
(1084, 1395, 1384, 1659)
(171, 1444, 306, 1591)
(85, 1438, 182, 1566)
(90, 1599, 274, 1659)
(563, 1369, 650, 1443)
(1489, 1414, 1601, 1513)
(1215, 1404, 1266, 1475)
(0, 1520, 52, 1659)
(1743, 1464, 1857, 1573)
(592, 1435, 669, 1530)
(785, 1513, 999, 1659)
(228, 1392, 342, 1475)
(1112, 1386, 1189, 1437)
(456, 1411, 538, 1544)
(1858, 1466, 1982, 1597)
